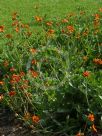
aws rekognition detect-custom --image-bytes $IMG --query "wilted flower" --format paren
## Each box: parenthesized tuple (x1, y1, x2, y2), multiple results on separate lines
(9, 91, 16, 96)
(6, 34, 12, 39)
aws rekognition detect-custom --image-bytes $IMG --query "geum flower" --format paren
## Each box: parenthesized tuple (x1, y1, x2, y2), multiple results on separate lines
(9, 91, 16, 96)
(0, 81, 4, 85)
(87, 113, 95, 122)
(46, 21, 53, 26)
(35, 16, 42, 22)
(30, 48, 37, 54)
(32, 115, 40, 123)
(83, 71, 90, 77)
(93, 58, 102, 65)
(0, 25, 4, 32)
(0, 94, 4, 101)
(67, 25, 74, 33)
(62, 19, 68, 23)
(10, 74, 21, 84)
(47, 29, 55, 35)
(29, 70, 39, 78)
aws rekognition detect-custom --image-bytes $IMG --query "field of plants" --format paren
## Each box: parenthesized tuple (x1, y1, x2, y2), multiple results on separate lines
(0, 0, 102, 136)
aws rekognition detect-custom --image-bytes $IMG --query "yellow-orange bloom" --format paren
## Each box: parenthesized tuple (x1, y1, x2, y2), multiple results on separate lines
(31, 59, 37, 65)
(47, 29, 55, 35)
(0, 94, 4, 102)
(67, 25, 74, 33)
(9, 91, 16, 96)
(94, 14, 100, 21)
(62, 19, 68, 23)
(0, 81, 4, 85)
(93, 58, 102, 65)
(30, 48, 37, 54)
(0, 25, 4, 32)
(87, 113, 95, 122)
(29, 70, 39, 78)
(15, 27, 19, 32)
(46, 21, 53, 26)
(99, 8, 102, 12)
(32, 115, 40, 123)
(35, 16, 42, 22)
(83, 71, 90, 77)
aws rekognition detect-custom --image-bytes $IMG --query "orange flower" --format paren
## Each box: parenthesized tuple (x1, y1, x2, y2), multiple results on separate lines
(10, 67, 15, 72)
(29, 70, 39, 78)
(21, 24, 29, 29)
(99, 8, 102, 12)
(67, 25, 74, 33)
(91, 124, 97, 132)
(0, 94, 4, 101)
(62, 19, 68, 23)
(94, 14, 100, 21)
(0, 81, 4, 85)
(47, 29, 55, 35)
(83, 71, 90, 77)
(98, 60, 102, 65)
(61, 29, 65, 33)
(32, 115, 40, 123)
(30, 48, 37, 54)
(83, 28, 89, 36)
(20, 71, 25, 77)
(35, 16, 42, 22)
(6, 34, 12, 39)
(46, 21, 53, 26)
(12, 21, 19, 26)
(9, 91, 16, 96)
(87, 113, 95, 122)
(15, 27, 19, 32)
(31, 59, 37, 65)
(10, 74, 21, 84)
(93, 58, 102, 65)
(0, 25, 4, 32)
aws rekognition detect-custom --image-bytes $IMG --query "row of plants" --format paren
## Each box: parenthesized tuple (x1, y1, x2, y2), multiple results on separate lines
(0, 8, 102, 135)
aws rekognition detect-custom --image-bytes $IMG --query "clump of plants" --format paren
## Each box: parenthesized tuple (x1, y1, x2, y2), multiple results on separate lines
(0, 9, 102, 135)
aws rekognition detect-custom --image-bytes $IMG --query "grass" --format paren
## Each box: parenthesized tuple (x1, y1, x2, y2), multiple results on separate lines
(0, 0, 102, 25)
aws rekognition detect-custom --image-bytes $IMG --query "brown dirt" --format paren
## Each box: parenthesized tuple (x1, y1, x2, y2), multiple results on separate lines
(0, 106, 34, 136)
